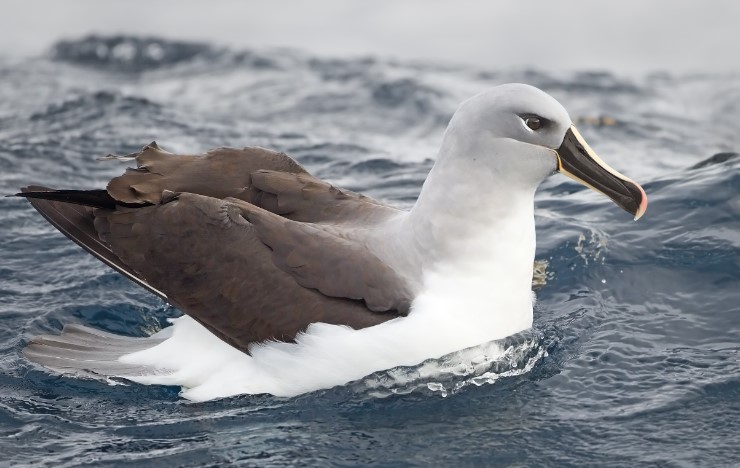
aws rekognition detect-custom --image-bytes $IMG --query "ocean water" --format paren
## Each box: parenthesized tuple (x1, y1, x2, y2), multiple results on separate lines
(0, 36, 739, 466)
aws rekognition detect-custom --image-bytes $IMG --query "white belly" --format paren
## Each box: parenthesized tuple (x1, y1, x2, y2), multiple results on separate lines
(119, 268, 534, 401)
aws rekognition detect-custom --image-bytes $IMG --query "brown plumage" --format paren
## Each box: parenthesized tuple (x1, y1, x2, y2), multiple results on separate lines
(19, 143, 409, 354)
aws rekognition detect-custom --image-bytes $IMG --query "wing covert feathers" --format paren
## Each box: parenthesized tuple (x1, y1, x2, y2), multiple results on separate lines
(229, 198, 413, 314)
(106, 144, 307, 205)
(96, 193, 394, 352)
(20, 144, 407, 354)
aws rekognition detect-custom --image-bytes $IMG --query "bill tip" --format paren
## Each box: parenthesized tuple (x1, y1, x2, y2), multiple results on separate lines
(633, 184, 648, 221)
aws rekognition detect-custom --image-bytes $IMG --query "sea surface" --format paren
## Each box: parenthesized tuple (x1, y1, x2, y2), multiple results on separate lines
(0, 36, 738, 466)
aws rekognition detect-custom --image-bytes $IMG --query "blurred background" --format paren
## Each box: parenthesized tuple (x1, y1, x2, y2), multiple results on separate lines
(2, 0, 740, 72)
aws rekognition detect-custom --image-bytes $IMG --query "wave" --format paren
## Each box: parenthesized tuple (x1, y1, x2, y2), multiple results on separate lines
(353, 331, 548, 398)
(51, 35, 219, 72)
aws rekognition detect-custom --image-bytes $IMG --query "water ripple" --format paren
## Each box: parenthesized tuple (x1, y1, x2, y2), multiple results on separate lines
(0, 35, 738, 466)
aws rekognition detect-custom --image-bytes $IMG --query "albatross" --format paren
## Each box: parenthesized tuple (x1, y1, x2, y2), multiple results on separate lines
(16, 84, 646, 401)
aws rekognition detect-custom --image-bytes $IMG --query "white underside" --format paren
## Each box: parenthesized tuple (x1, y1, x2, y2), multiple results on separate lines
(119, 257, 535, 401)
(120, 310, 532, 402)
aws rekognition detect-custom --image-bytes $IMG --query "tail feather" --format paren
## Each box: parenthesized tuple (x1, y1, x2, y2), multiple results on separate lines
(23, 324, 171, 379)
(16, 187, 173, 380)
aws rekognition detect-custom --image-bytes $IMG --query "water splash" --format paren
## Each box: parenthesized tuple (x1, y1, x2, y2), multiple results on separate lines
(356, 332, 547, 398)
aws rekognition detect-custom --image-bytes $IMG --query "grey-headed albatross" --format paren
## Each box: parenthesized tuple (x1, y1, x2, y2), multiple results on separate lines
(15, 84, 646, 400)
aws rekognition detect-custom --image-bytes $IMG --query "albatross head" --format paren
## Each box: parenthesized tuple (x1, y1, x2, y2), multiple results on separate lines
(441, 83, 647, 220)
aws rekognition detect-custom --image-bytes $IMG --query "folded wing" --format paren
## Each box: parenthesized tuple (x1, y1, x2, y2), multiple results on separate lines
(20, 143, 409, 353)
(95, 193, 394, 352)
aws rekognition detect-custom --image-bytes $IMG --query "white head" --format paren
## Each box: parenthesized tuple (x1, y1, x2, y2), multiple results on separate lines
(404, 84, 646, 345)
(434, 83, 646, 219)
(452, 83, 572, 150)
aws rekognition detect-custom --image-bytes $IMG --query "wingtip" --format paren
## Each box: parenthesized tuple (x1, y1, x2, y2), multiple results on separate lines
(9, 185, 52, 197)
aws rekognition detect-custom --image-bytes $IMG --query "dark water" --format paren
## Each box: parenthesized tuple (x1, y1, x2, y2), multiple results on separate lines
(1, 36, 739, 466)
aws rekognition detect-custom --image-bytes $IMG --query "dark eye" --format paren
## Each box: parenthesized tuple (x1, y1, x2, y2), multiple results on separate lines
(525, 116, 541, 131)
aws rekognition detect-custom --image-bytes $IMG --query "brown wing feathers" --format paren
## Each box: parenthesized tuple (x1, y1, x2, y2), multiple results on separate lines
(19, 186, 167, 301)
(229, 198, 412, 314)
(96, 194, 393, 351)
(17, 144, 406, 353)
(249, 170, 401, 223)
(106, 144, 308, 205)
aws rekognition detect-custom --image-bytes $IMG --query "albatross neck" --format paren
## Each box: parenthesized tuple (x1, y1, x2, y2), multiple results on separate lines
(392, 142, 540, 340)
(405, 141, 540, 268)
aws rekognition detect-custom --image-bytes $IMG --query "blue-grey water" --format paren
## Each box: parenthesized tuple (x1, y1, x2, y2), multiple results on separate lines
(1, 36, 739, 466)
